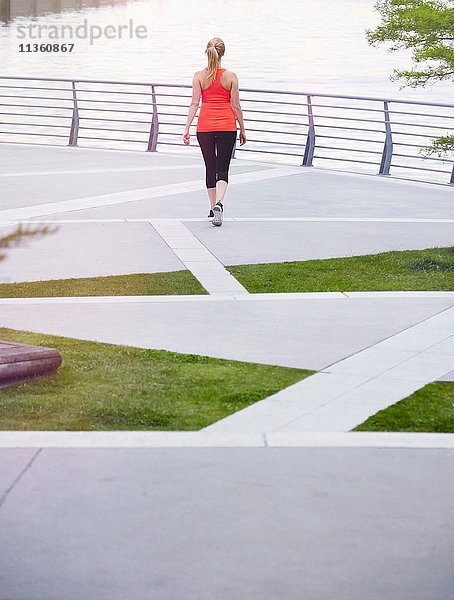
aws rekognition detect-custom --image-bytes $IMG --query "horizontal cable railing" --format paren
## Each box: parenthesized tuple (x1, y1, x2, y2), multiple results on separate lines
(0, 75, 453, 184)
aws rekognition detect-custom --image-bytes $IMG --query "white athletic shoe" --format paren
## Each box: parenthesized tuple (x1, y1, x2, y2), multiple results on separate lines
(212, 202, 223, 227)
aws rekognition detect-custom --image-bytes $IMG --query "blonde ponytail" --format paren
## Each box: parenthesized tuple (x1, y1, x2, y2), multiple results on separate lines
(205, 37, 225, 85)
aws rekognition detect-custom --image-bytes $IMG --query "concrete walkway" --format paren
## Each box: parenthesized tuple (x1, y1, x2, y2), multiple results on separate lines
(207, 303, 454, 431)
(1, 443, 454, 600)
(0, 143, 453, 599)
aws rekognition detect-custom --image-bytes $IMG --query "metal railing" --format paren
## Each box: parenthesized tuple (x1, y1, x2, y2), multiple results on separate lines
(0, 75, 453, 184)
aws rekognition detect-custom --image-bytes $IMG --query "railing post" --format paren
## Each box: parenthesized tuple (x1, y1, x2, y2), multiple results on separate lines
(68, 81, 79, 146)
(379, 100, 393, 175)
(301, 95, 315, 166)
(147, 85, 159, 152)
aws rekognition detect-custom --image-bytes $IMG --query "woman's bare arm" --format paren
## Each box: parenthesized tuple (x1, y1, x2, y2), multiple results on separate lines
(229, 72, 246, 145)
(183, 73, 202, 145)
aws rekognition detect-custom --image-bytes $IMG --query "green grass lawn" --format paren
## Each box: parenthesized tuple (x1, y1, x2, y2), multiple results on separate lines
(0, 327, 313, 431)
(3, 247, 453, 298)
(0, 271, 207, 297)
(353, 381, 454, 433)
(227, 247, 454, 293)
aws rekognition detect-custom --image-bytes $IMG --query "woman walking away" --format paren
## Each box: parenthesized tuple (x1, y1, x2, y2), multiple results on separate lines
(183, 37, 246, 226)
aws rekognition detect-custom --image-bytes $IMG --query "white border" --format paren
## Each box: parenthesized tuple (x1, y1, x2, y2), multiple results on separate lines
(0, 431, 453, 448)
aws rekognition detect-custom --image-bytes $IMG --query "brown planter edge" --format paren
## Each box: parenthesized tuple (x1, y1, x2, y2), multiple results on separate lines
(0, 340, 62, 388)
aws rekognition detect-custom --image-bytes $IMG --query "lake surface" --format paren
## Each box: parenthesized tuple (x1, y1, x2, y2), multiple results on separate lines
(0, 0, 452, 101)
(0, 0, 452, 183)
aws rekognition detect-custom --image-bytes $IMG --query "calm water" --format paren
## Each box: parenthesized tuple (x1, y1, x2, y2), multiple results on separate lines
(0, 0, 452, 183)
(0, 0, 452, 101)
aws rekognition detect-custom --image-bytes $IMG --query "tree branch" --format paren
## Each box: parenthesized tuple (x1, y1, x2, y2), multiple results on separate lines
(0, 224, 57, 263)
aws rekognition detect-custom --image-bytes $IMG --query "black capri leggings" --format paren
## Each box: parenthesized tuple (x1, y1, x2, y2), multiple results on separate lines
(196, 130, 237, 189)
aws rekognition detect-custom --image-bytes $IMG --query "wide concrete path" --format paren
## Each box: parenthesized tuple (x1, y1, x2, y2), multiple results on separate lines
(0, 143, 453, 599)
(1, 444, 454, 600)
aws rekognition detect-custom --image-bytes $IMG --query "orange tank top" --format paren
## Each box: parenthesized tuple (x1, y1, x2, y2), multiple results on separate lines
(196, 68, 237, 132)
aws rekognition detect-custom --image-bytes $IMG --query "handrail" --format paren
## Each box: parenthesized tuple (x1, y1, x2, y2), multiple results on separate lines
(0, 75, 452, 184)
(1, 75, 454, 107)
